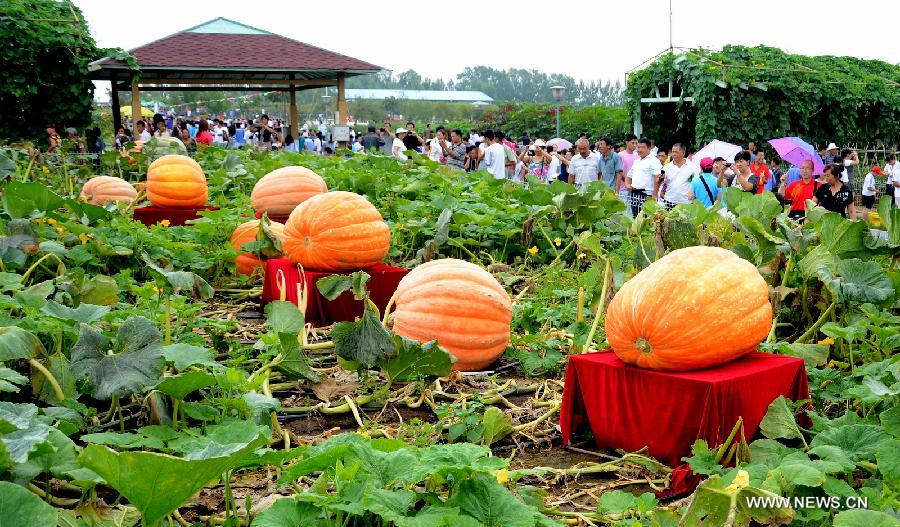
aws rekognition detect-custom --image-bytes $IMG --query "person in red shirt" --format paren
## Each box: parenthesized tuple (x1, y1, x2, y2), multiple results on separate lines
(750, 150, 772, 194)
(194, 119, 214, 148)
(778, 160, 818, 220)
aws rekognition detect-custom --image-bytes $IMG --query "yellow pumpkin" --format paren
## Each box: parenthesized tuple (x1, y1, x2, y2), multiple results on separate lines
(605, 246, 772, 371)
(392, 259, 512, 371)
(251, 166, 328, 217)
(282, 191, 390, 272)
(146, 154, 208, 208)
(80, 176, 137, 205)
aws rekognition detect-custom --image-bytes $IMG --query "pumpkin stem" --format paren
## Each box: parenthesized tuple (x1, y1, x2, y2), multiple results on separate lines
(636, 337, 652, 355)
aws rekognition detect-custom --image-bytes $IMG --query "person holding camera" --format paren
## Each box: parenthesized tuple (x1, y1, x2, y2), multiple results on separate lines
(402, 122, 424, 152)
(519, 139, 552, 183)
(443, 129, 468, 170)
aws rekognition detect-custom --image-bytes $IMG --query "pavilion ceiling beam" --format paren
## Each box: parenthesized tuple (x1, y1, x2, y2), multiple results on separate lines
(130, 85, 333, 92)
(136, 78, 339, 87)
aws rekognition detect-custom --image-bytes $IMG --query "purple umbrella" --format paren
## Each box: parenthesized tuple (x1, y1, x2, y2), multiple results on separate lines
(767, 136, 825, 175)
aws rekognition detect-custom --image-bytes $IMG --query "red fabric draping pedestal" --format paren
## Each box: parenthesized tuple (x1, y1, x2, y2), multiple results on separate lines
(261, 258, 408, 327)
(560, 350, 809, 469)
(133, 205, 220, 226)
(253, 212, 290, 224)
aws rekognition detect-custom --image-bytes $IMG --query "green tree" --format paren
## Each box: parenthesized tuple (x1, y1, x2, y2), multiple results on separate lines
(0, 0, 124, 143)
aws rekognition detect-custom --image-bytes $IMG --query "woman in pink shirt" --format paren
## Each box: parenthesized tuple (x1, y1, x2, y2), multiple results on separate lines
(194, 119, 214, 148)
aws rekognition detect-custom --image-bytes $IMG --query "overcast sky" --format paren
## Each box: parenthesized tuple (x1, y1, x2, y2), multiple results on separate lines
(79, 0, 899, 97)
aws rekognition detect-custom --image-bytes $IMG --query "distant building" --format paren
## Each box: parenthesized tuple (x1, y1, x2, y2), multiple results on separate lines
(345, 89, 493, 103)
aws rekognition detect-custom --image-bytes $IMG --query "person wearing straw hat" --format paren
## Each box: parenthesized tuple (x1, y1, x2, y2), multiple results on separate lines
(824, 142, 840, 165)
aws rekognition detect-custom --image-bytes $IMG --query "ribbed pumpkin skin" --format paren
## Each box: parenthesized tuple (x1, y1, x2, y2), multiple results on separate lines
(282, 191, 390, 272)
(229, 220, 285, 276)
(392, 259, 512, 371)
(606, 246, 772, 372)
(251, 166, 328, 217)
(146, 155, 208, 208)
(80, 176, 137, 205)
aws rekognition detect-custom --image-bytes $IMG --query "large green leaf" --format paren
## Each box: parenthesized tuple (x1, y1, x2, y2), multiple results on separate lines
(0, 326, 41, 361)
(446, 472, 540, 527)
(818, 258, 895, 304)
(154, 371, 216, 401)
(759, 396, 806, 442)
(78, 424, 266, 527)
(2, 182, 64, 219)
(875, 195, 900, 247)
(833, 508, 900, 527)
(379, 336, 455, 382)
(273, 333, 318, 383)
(875, 439, 900, 485)
(809, 211, 867, 257)
(316, 270, 370, 301)
(0, 367, 26, 393)
(41, 301, 110, 324)
(809, 424, 889, 463)
(680, 474, 793, 526)
(0, 481, 57, 526)
(332, 307, 396, 369)
(264, 301, 305, 334)
(70, 317, 164, 399)
(161, 344, 220, 371)
(251, 499, 326, 527)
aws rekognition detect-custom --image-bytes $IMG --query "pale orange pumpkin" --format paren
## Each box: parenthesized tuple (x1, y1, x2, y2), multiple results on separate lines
(230, 220, 286, 276)
(146, 154, 208, 208)
(282, 191, 390, 272)
(392, 259, 512, 371)
(80, 176, 137, 205)
(251, 166, 327, 217)
(605, 246, 772, 371)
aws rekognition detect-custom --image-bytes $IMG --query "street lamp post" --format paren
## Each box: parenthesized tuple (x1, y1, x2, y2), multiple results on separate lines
(321, 93, 331, 125)
(550, 86, 565, 138)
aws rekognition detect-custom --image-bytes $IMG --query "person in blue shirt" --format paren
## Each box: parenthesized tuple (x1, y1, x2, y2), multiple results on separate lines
(687, 157, 721, 208)
(784, 165, 803, 186)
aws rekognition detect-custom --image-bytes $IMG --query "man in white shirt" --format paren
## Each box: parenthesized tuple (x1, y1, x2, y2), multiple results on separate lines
(660, 143, 699, 208)
(392, 128, 408, 161)
(136, 121, 151, 142)
(481, 130, 507, 180)
(469, 128, 482, 146)
(567, 138, 601, 188)
(885, 153, 900, 208)
(861, 165, 880, 211)
(625, 137, 663, 216)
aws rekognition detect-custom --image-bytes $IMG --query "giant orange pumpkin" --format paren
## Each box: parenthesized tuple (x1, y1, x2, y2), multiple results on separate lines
(251, 166, 327, 217)
(392, 259, 512, 371)
(282, 191, 390, 272)
(146, 155, 208, 208)
(80, 176, 137, 205)
(230, 220, 286, 276)
(605, 246, 772, 371)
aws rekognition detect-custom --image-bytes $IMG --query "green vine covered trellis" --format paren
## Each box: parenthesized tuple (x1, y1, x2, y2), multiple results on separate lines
(625, 45, 900, 150)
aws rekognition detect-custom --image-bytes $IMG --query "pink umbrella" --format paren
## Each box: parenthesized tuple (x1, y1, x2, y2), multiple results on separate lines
(768, 137, 825, 175)
(547, 138, 572, 151)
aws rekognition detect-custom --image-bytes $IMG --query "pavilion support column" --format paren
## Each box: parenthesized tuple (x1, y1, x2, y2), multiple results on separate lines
(131, 79, 141, 135)
(289, 84, 298, 139)
(111, 72, 122, 135)
(337, 73, 348, 125)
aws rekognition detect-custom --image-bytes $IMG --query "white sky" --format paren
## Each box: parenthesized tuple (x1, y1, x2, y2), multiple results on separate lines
(79, 0, 899, 100)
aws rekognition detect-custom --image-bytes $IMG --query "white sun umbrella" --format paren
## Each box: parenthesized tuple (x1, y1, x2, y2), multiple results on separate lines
(694, 140, 742, 163)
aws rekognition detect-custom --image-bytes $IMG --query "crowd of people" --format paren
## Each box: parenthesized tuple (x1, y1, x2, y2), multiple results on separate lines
(352, 125, 897, 221)
(44, 115, 899, 222)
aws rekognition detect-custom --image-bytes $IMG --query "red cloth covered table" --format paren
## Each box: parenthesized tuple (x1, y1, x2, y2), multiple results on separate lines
(261, 258, 408, 327)
(133, 205, 220, 226)
(560, 351, 809, 468)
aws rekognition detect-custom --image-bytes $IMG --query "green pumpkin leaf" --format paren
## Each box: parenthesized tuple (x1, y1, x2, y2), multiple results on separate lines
(380, 335, 454, 382)
(0, 367, 27, 393)
(0, 326, 42, 361)
(70, 317, 164, 400)
(809, 424, 889, 463)
(480, 406, 513, 446)
(446, 472, 539, 527)
(40, 301, 110, 324)
(0, 481, 57, 526)
(78, 424, 266, 527)
(251, 498, 325, 527)
(880, 406, 900, 437)
(818, 258, 894, 305)
(332, 307, 396, 369)
(154, 371, 216, 400)
(833, 508, 900, 527)
(759, 396, 806, 442)
(876, 439, 900, 485)
(598, 490, 638, 514)
(161, 344, 220, 371)
(264, 301, 304, 334)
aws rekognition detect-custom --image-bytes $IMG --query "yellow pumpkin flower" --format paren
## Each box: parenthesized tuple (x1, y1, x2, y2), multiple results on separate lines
(817, 337, 835, 345)
(42, 165, 49, 174)
(357, 432, 371, 439)
(724, 470, 750, 493)
(151, 286, 161, 294)
(577, 252, 586, 260)
(55, 226, 65, 234)
(159, 219, 171, 227)
(46, 218, 57, 225)
(495, 469, 510, 485)
(79, 234, 90, 245)
(527, 246, 538, 256)
(554, 237, 562, 247)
